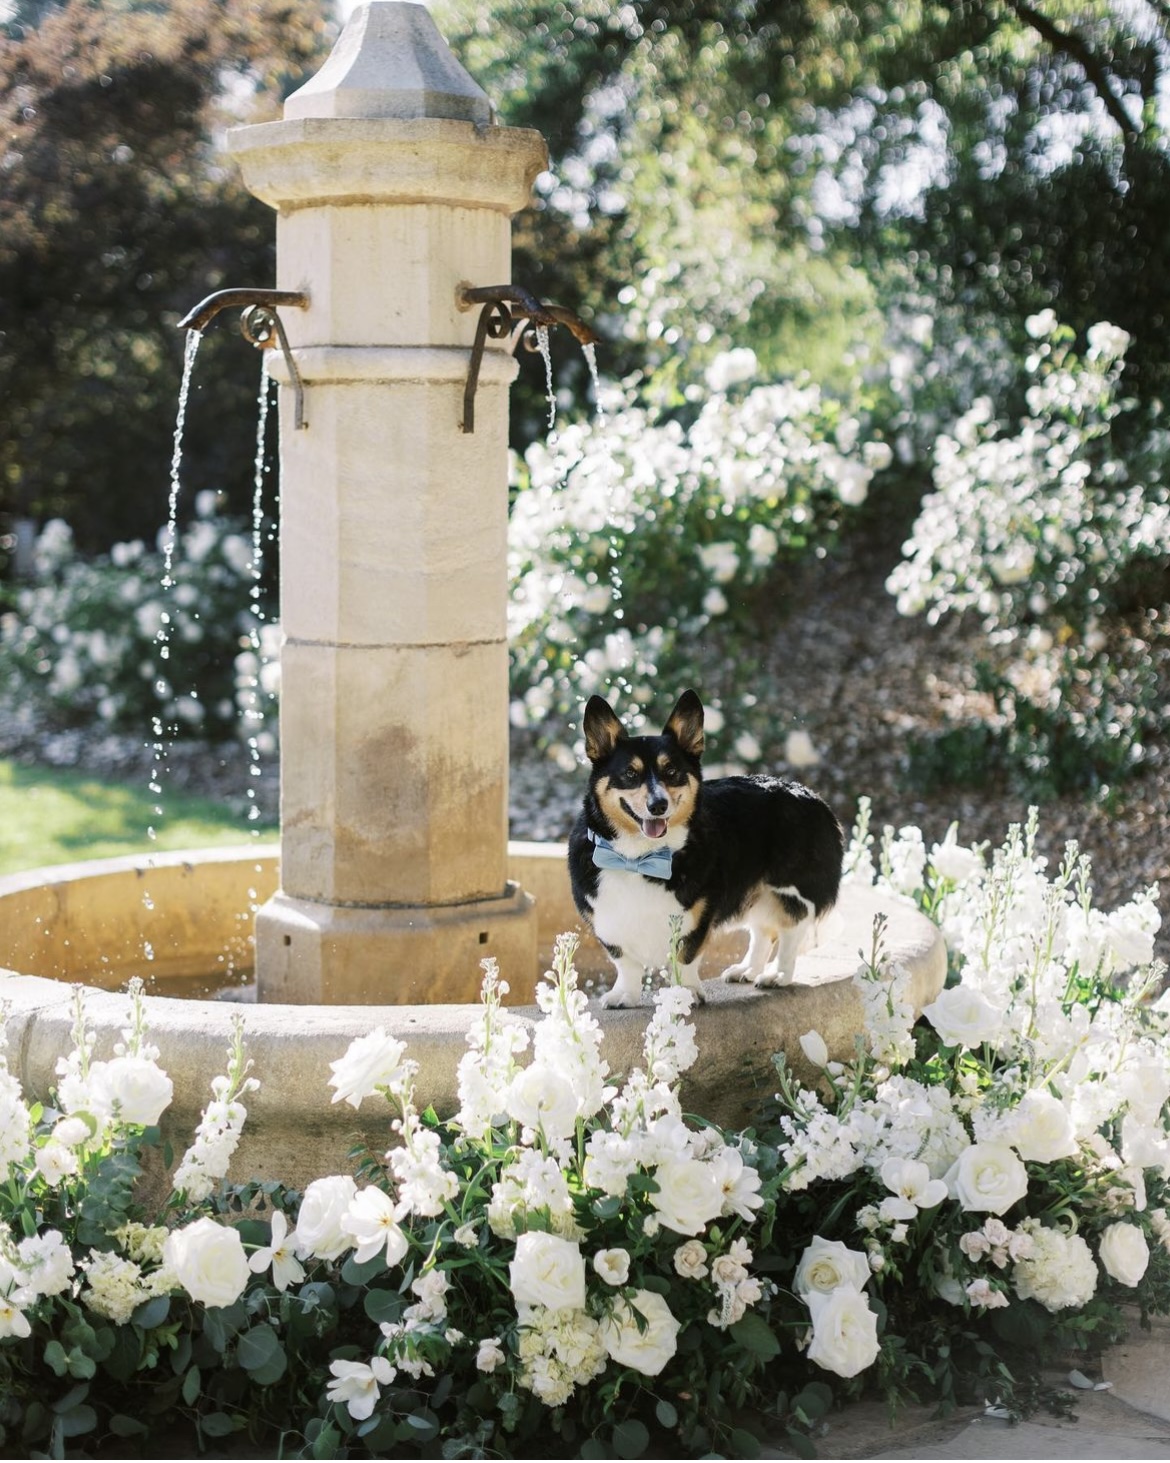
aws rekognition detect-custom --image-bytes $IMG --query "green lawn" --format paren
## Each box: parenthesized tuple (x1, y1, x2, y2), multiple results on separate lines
(0, 758, 277, 875)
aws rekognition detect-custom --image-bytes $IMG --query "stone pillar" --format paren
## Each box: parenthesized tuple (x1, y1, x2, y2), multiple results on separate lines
(234, 2, 544, 1003)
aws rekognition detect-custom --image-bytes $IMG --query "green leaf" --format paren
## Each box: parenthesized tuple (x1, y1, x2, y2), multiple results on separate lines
(655, 1398, 678, 1429)
(730, 1312, 782, 1360)
(131, 1294, 170, 1330)
(51, 1384, 90, 1415)
(592, 1196, 623, 1220)
(785, 1426, 817, 1460)
(729, 1428, 762, 1458)
(199, 1412, 241, 1439)
(638, 1274, 672, 1296)
(612, 1419, 650, 1459)
(43, 1341, 69, 1378)
(342, 1251, 387, 1285)
(57, 1406, 97, 1439)
(236, 1324, 281, 1372)
(108, 1415, 150, 1438)
(181, 1366, 201, 1406)
(579, 1441, 609, 1460)
(363, 1288, 402, 1325)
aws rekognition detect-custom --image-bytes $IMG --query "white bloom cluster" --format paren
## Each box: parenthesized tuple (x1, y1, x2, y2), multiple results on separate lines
(515, 1303, 607, 1406)
(1011, 1220, 1099, 1313)
(171, 1018, 258, 1203)
(454, 959, 529, 1139)
(794, 1237, 881, 1378)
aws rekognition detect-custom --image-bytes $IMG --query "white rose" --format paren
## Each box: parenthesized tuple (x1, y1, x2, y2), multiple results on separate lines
(945, 1143, 1029, 1217)
(650, 1157, 724, 1237)
(601, 1290, 680, 1377)
(505, 1063, 579, 1140)
(794, 1236, 871, 1299)
(92, 1056, 173, 1127)
(163, 1218, 250, 1309)
(673, 1240, 709, 1280)
(295, 1175, 358, 1260)
(922, 985, 1004, 1049)
(1009, 1092, 1078, 1163)
(805, 1286, 880, 1378)
(476, 1337, 505, 1373)
(593, 1248, 631, 1286)
(1098, 1222, 1150, 1288)
(328, 1029, 412, 1110)
(509, 1232, 586, 1313)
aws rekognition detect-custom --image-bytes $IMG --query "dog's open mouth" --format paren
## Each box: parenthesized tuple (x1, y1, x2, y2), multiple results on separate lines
(639, 815, 669, 840)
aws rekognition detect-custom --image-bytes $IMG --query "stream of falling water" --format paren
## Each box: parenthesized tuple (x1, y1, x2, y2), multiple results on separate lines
(141, 328, 203, 961)
(534, 326, 556, 432)
(240, 358, 276, 829)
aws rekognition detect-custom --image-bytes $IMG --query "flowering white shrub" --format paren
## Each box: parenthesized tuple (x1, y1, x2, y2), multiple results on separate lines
(508, 350, 890, 759)
(2, 815, 1169, 1456)
(888, 313, 1169, 791)
(0, 493, 276, 741)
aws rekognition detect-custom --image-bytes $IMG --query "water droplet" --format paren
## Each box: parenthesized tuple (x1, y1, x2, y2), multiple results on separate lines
(142, 894, 154, 911)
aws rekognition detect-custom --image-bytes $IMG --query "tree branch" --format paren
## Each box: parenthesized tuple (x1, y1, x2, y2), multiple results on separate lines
(1006, 0, 1141, 141)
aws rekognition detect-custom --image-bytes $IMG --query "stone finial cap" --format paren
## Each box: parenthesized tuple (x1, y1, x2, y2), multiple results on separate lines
(284, 1, 494, 125)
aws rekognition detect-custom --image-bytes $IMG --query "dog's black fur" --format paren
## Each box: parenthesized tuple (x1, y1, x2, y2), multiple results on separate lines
(568, 689, 844, 1007)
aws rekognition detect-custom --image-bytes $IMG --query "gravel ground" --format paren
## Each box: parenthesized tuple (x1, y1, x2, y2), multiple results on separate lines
(5, 544, 1167, 963)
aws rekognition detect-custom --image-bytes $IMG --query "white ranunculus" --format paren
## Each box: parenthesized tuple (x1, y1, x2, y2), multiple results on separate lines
(592, 1248, 631, 1286)
(650, 1156, 724, 1237)
(1098, 1222, 1150, 1288)
(922, 985, 1004, 1049)
(1009, 1092, 1078, 1163)
(673, 1239, 709, 1280)
(805, 1286, 881, 1378)
(799, 1030, 829, 1068)
(163, 1218, 250, 1309)
(476, 1337, 505, 1373)
(92, 1056, 174, 1127)
(601, 1290, 680, 1377)
(509, 1233, 586, 1313)
(505, 1063, 579, 1140)
(328, 1029, 412, 1110)
(794, 1236, 872, 1299)
(945, 1143, 1029, 1217)
(294, 1175, 358, 1261)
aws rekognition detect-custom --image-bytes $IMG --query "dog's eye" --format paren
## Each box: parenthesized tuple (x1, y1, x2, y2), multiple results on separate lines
(610, 766, 642, 789)
(658, 762, 687, 786)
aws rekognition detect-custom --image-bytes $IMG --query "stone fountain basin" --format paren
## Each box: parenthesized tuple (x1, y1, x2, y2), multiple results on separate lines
(0, 843, 945, 1189)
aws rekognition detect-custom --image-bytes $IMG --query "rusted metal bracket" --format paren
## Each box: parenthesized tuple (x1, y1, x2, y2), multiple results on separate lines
(178, 288, 310, 430)
(456, 284, 598, 434)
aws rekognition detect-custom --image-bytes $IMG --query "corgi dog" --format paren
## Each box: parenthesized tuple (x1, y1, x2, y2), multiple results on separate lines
(568, 689, 844, 1008)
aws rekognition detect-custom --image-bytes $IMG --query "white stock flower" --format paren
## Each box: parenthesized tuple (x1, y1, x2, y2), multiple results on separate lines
(17, 1231, 74, 1299)
(164, 1218, 250, 1309)
(509, 1233, 587, 1313)
(945, 1144, 1029, 1217)
(328, 1029, 413, 1110)
(1098, 1222, 1150, 1288)
(295, 1175, 358, 1261)
(34, 1141, 78, 1186)
(650, 1156, 724, 1237)
(805, 1287, 881, 1378)
(593, 1248, 631, 1286)
(342, 1186, 410, 1267)
(795, 1237, 872, 1299)
(248, 1210, 304, 1292)
(601, 1291, 681, 1377)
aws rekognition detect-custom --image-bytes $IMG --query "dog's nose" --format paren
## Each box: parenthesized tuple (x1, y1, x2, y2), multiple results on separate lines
(647, 793, 669, 816)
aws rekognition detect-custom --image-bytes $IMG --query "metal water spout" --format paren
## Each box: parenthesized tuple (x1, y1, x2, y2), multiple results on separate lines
(222, 0, 549, 1003)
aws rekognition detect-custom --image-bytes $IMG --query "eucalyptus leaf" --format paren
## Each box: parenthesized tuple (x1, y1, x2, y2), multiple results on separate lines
(199, 1411, 241, 1439)
(730, 1312, 781, 1360)
(611, 1419, 650, 1459)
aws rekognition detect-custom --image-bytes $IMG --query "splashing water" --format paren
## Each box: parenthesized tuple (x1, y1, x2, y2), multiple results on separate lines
(534, 325, 556, 433)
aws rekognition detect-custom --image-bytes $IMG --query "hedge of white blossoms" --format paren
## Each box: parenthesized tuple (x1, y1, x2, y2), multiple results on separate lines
(1, 807, 1169, 1458)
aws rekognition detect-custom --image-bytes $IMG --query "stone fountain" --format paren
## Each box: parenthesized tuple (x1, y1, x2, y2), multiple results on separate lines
(0, 2, 944, 1188)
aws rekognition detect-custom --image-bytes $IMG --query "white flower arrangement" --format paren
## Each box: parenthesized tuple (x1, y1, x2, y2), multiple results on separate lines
(1, 810, 1169, 1457)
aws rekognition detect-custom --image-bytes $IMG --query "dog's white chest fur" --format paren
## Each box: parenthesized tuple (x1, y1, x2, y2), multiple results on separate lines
(589, 870, 689, 971)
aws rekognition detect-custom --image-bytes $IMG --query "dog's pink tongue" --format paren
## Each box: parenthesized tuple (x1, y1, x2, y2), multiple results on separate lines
(643, 817, 668, 840)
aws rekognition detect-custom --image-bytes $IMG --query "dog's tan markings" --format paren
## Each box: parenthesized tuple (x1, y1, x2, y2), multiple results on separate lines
(664, 690, 705, 758)
(669, 775, 700, 827)
(596, 779, 645, 835)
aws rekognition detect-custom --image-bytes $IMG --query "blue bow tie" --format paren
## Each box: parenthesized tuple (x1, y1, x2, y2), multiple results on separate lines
(589, 831, 674, 880)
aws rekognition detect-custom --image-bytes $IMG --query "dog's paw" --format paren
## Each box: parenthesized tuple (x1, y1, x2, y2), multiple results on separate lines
(754, 966, 795, 989)
(721, 963, 753, 984)
(600, 986, 643, 1009)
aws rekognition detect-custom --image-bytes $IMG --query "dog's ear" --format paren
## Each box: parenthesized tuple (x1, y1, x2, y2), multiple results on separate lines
(664, 689, 704, 759)
(583, 696, 626, 763)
